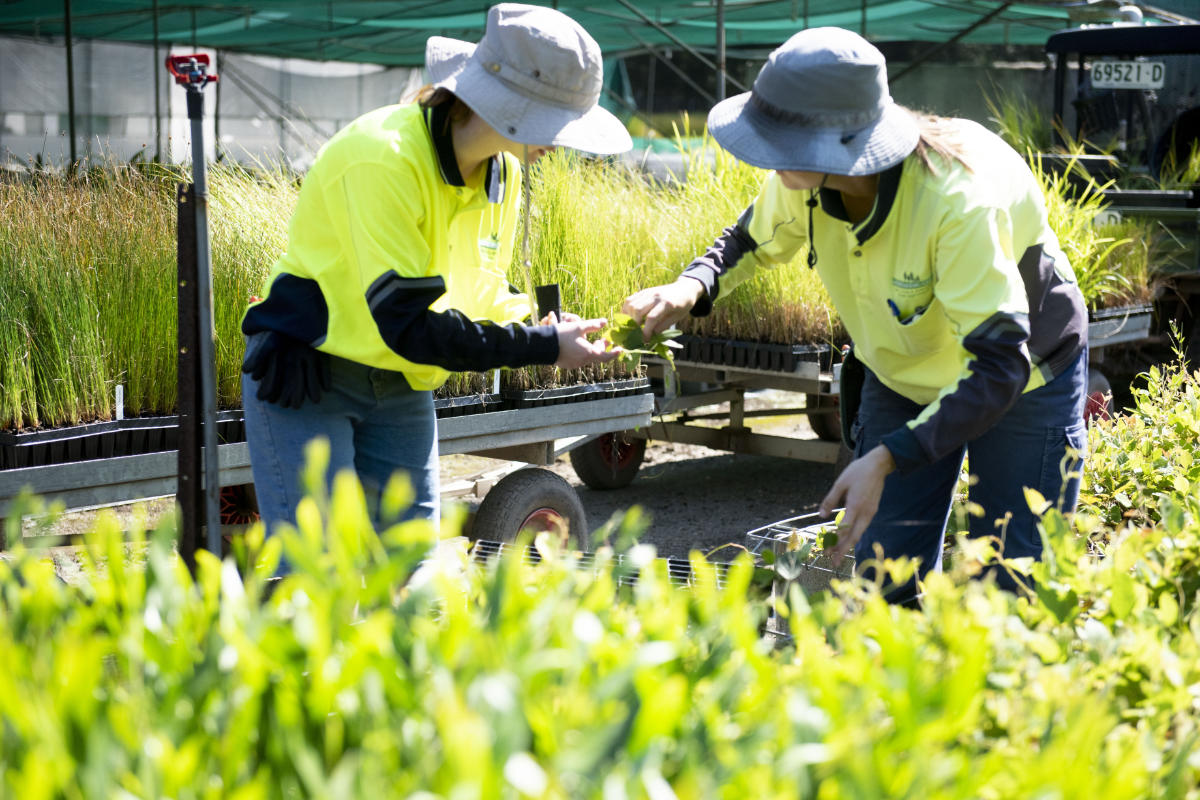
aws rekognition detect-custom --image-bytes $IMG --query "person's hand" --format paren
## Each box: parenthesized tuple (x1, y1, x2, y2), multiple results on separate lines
(622, 278, 704, 339)
(554, 317, 621, 370)
(819, 444, 896, 565)
(539, 311, 582, 326)
(242, 330, 331, 409)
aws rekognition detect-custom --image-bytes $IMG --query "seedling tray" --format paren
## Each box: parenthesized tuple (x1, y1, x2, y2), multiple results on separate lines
(502, 377, 651, 410)
(434, 393, 503, 419)
(0, 410, 245, 470)
(675, 335, 833, 373)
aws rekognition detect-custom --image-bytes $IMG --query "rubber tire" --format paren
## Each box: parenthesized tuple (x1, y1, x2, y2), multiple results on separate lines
(1085, 365, 1114, 424)
(219, 483, 260, 526)
(568, 432, 647, 490)
(806, 394, 842, 442)
(473, 468, 590, 550)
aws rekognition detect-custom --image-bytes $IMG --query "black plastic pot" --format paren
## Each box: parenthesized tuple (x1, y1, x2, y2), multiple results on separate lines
(433, 393, 503, 419)
(0, 410, 246, 471)
(674, 335, 832, 373)
(502, 377, 651, 409)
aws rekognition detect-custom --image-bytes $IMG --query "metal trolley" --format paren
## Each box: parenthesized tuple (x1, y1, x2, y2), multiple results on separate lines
(0, 392, 652, 549)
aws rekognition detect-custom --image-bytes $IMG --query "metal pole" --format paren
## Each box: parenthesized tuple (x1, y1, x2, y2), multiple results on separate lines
(628, 30, 716, 105)
(613, 0, 748, 93)
(186, 86, 221, 556)
(861, 0, 867, 36)
(177, 182, 201, 569)
(890, 2, 1015, 84)
(168, 56, 222, 561)
(63, 0, 77, 165)
(716, 0, 726, 102)
(153, 0, 161, 161)
(213, 51, 221, 160)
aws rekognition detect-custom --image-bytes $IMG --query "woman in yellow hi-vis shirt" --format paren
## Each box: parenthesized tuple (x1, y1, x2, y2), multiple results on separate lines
(625, 28, 1088, 605)
(240, 4, 630, 547)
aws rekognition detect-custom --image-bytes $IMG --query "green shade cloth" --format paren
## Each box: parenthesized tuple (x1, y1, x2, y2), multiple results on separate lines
(1, 1, 1193, 66)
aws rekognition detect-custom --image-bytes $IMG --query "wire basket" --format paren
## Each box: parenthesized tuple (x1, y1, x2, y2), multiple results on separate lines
(746, 512, 856, 641)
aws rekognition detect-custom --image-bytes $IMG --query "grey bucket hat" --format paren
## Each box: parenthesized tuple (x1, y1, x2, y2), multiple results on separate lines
(707, 27, 919, 175)
(425, 3, 632, 156)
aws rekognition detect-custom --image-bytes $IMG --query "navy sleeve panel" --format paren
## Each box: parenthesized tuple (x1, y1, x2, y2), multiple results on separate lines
(242, 273, 331, 345)
(880, 426, 926, 474)
(1017, 243, 1087, 383)
(366, 270, 559, 370)
(681, 210, 758, 318)
(889, 311, 1032, 473)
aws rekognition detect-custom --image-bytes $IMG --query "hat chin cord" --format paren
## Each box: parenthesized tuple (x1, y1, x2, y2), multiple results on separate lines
(806, 174, 829, 269)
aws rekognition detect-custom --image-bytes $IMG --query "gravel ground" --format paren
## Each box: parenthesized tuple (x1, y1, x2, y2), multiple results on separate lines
(457, 389, 840, 560)
(20, 390, 838, 566)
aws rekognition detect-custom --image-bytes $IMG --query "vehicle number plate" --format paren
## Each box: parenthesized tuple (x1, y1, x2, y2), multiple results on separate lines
(1091, 60, 1165, 90)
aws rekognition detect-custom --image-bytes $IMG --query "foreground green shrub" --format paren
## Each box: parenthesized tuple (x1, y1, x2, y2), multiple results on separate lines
(5, 364, 1200, 798)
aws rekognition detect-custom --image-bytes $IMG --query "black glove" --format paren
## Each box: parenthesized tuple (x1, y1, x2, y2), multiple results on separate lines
(839, 345, 865, 451)
(242, 331, 331, 409)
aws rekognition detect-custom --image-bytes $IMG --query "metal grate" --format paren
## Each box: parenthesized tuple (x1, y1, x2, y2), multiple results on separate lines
(469, 539, 731, 590)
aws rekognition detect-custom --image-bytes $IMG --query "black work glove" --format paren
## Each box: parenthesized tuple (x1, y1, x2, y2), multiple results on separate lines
(839, 345, 865, 451)
(241, 330, 331, 409)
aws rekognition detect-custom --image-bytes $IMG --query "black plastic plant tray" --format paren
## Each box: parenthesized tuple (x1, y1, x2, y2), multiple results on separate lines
(433, 393, 503, 419)
(502, 377, 651, 410)
(675, 335, 833, 373)
(1101, 189, 1198, 209)
(0, 410, 245, 471)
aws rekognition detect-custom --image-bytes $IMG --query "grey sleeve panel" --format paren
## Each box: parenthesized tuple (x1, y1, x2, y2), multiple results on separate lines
(1018, 243, 1087, 382)
(680, 207, 759, 318)
(902, 311, 1032, 470)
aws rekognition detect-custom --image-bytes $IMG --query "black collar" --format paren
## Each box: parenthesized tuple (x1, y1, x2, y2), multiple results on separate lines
(422, 102, 506, 203)
(818, 159, 905, 245)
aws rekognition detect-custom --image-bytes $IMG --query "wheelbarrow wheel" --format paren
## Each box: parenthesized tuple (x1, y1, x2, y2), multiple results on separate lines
(1085, 365, 1114, 424)
(473, 468, 590, 550)
(219, 483, 259, 526)
(569, 432, 646, 490)
(806, 394, 842, 442)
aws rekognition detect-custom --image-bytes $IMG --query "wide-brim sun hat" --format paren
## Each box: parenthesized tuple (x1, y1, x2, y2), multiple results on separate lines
(425, 3, 632, 156)
(707, 27, 919, 175)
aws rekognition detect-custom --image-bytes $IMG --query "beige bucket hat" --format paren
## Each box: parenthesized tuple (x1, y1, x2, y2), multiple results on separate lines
(425, 3, 632, 156)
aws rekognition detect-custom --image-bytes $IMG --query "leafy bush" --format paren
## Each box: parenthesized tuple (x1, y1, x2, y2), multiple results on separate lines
(5, 366, 1200, 798)
(1080, 360, 1200, 528)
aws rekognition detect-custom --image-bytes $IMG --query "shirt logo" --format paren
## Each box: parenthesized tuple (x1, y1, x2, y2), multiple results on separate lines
(892, 271, 930, 291)
(478, 234, 500, 257)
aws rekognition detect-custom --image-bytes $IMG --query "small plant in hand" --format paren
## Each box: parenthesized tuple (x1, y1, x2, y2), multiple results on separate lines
(602, 312, 682, 368)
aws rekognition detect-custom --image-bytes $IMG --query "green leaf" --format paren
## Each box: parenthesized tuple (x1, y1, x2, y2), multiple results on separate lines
(1110, 571, 1136, 619)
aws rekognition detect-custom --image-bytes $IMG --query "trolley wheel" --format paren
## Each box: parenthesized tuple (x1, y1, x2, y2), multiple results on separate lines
(219, 483, 260, 526)
(1085, 365, 1114, 424)
(473, 468, 590, 550)
(806, 394, 842, 442)
(568, 432, 646, 490)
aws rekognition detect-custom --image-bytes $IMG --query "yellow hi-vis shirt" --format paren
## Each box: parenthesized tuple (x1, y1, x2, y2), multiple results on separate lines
(683, 119, 1086, 471)
(242, 102, 544, 391)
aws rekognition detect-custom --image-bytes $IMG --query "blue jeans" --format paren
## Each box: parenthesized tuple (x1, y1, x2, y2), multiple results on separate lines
(242, 353, 440, 544)
(851, 348, 1088, 604)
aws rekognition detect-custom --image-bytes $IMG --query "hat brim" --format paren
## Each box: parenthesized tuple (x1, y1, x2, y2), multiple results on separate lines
(425, 36, 632, 156)
(707, 90, 919, 176)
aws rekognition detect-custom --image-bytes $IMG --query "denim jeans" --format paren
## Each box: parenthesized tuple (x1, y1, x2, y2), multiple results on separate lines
(851, 348, 1088, 604)
(242, 353, 439, 545)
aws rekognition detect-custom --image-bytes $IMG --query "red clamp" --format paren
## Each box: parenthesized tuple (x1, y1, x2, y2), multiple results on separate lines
(166, 54, 219, 88)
